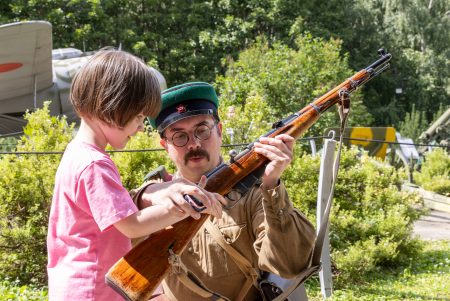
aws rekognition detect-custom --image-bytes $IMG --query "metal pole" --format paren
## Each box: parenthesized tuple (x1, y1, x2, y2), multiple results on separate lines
(310, 139, 317, 157)
(316, 138, 336, 298)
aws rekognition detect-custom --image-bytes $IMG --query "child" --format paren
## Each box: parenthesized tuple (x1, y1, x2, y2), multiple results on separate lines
(47, 49, 222, 301)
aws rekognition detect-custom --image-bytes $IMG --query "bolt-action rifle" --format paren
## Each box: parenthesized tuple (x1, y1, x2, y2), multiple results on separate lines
(106, 49, 392, 301)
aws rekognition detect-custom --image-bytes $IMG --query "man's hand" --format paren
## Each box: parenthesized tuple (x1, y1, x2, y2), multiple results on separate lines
(253, 134, 294, 190)
(139, 177, 223, 220)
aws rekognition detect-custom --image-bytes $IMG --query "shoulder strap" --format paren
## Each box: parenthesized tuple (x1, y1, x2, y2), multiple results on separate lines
(270, 89, 351, 301)
(168, 219, 258, 301)
(142, 166, 229, 300)
(204, 220, 259, 301)
(143, 165, 172, 182)
(176, 271, 230, 301)
(168, 247, 231, 301)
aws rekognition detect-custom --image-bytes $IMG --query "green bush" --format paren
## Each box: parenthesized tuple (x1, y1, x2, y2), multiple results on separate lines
(398, 104, 429, 142)
(283, 146, 425, 283)
(110, 129, 174, 191)
(0, 105, 427, 288)
(0, 102, 73, 285)
(0, 105, 176, 287)
(215, 35, 374, 139)
(0, 278, 47, 301)
(414, 148, 450, 196)
(0, 137, 17, 153)
(218, 92, 272, 145)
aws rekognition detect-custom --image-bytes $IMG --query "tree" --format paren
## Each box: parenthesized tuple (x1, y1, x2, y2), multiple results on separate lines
(216, 35, 374, 141)
(1, 0, 448, 130)
(381, 0, 450, 124)
(398, 104, 429, 140)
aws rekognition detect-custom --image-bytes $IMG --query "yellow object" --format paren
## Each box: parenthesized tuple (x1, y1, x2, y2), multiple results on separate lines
(325, 127, 396, 159)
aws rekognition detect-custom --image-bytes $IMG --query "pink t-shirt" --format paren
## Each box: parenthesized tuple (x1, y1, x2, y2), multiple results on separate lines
(47, 140, 138, 300)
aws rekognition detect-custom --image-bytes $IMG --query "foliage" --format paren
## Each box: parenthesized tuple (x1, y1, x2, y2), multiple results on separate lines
(398, 103, 429, 141)
(306, 240, 450, 300)
(414, 148, 450, 196)
(283, 146, 425, 281)
(0, 104, 432, 289)
(3, 239, 449, 300)
(110, 129, 174, 191)
(2, 0, 448, 128)
(0, 102, 73, 285)
(0, 0, 448, 293)
(300, 0, 450, 127)
(3, 241, 449, 300)
(0, 137, 17, 152)
(0, 278, 47, 301)
(0, 0, 314, 85)
(216, 35, 373, 139)
(218, 92, 271, 145)
(380, 0, 450, 124)
(399, 102, 449, 144)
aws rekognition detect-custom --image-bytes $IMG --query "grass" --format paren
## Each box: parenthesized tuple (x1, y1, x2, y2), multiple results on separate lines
(306, 240, 450, 300)
(0, 240, 448, 300)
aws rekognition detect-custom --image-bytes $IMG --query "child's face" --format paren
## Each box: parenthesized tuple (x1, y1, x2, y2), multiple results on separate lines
(103, 113, 146, 150)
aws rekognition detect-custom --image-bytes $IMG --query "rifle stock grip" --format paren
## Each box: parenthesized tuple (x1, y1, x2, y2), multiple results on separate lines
(106, 215, 209, 301)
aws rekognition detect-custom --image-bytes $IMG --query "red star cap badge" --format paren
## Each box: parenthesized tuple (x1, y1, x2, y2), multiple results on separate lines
(176, 104, 187, 113)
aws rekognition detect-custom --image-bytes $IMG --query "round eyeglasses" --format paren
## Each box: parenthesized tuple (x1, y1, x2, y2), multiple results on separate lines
(165, 122, 218, 147)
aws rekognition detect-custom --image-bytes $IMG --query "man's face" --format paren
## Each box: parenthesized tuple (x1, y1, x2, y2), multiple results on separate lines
(160, 115, 222, 182)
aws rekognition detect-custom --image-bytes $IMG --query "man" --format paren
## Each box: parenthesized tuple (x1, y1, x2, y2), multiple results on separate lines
(132, 82, 315, 300)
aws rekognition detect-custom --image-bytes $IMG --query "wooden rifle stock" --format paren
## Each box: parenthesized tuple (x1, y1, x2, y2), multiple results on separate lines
(106, 49, 392, 301)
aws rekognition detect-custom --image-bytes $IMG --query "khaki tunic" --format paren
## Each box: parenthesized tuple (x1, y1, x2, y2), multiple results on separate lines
(131, 172, 315, 301)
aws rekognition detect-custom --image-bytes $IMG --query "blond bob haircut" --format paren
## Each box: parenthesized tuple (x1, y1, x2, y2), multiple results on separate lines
(70, 49, 161, 128)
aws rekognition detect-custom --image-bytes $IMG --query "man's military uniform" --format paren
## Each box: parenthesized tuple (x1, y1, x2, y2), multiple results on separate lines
(131, 169, 315, 301)
(133, 82, 316, 300)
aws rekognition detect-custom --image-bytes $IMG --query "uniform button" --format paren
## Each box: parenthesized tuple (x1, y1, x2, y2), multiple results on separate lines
(188, 247, 193, 253)
(278, 209, 284, 215)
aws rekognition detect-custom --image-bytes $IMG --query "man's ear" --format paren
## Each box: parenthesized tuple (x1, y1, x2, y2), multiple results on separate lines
(160, 138, 168, 150)
(217, 122, 223, 138)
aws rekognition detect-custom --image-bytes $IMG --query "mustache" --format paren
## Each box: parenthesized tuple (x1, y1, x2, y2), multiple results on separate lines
(184, 148, 210, 164)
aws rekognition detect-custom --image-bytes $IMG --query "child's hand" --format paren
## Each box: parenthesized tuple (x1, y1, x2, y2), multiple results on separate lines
(197, 175, 223, 219)
(141, 178, 223, 220)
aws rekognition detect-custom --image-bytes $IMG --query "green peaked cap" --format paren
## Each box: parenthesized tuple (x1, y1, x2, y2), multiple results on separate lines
(148, 82, 219, 132)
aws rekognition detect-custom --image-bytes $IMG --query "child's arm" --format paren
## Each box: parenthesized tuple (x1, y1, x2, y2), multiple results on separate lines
(114, 178, 223, 238)
(114, 204, 190, 238)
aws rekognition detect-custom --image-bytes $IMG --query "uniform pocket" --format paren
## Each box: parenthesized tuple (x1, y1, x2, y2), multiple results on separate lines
(204, 223, 247, 278)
